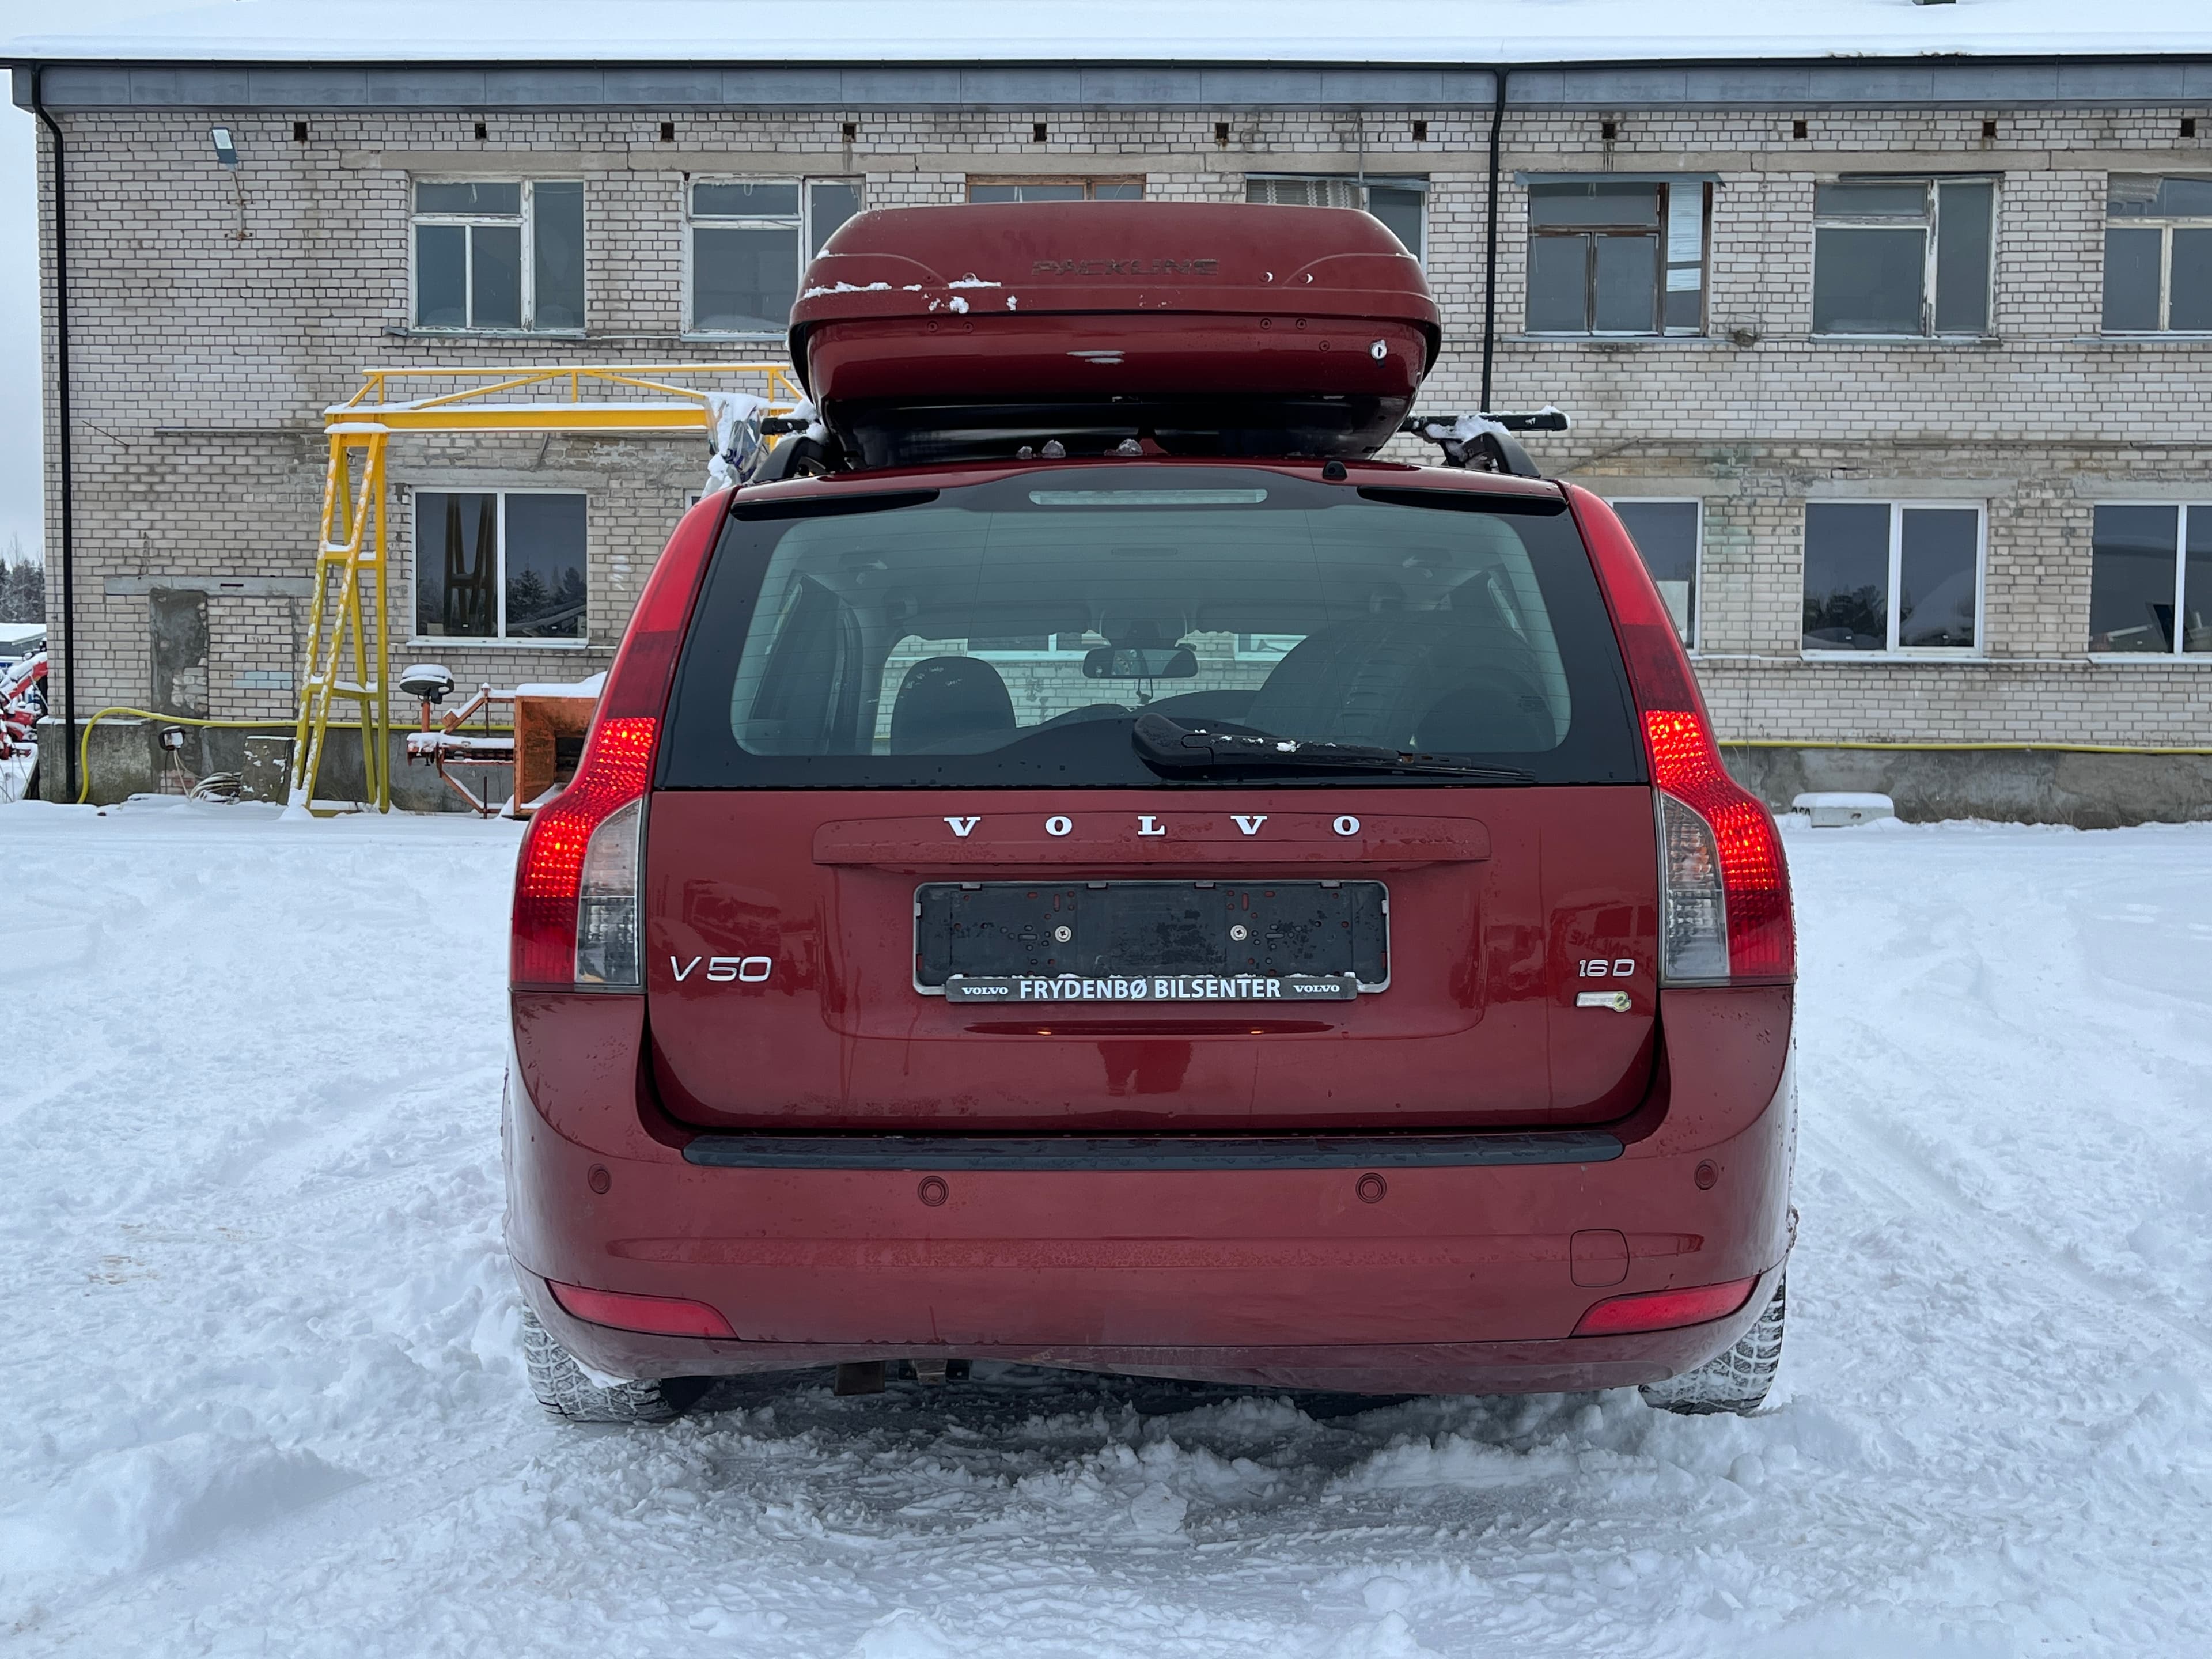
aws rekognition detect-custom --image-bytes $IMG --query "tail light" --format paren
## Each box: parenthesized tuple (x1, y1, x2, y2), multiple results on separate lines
(1568, 487, 1794, 986)
(510, 494, 727, 990)
(1571, 1275, 1758, 1337)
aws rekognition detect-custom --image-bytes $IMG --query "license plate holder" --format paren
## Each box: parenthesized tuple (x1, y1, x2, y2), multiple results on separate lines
(914, 880, 1389, 1002)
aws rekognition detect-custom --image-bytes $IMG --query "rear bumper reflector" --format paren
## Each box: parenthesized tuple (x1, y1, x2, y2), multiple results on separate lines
(547, 1279, 738, 1339)
(680, 1130, 1625, 1172)
(1571, 1274, 1758, 1337)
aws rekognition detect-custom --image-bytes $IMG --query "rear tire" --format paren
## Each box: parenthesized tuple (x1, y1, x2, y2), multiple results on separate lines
(521, 1307, 698, 1424)
(1639, 1272, 1785, 1416)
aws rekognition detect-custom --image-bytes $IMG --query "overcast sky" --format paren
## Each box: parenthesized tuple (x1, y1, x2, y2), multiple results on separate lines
(1, 5, 46, 560)
(1, 0, 225, 561)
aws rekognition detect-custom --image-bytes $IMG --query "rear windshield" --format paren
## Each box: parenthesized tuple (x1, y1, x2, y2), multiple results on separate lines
(659, 468, 1642, 789)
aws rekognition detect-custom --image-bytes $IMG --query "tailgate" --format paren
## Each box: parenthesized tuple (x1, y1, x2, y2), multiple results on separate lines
(644, 785, 1657, 1131)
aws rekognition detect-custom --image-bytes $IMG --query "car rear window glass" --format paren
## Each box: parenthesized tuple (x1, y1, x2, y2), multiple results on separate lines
(658, 468, 1643, 789)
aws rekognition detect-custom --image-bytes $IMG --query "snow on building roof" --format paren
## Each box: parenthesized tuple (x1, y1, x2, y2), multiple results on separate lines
(6, 0, 2211, 66)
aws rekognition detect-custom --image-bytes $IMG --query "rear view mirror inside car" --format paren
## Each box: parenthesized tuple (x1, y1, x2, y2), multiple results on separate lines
(1084, 645, 1199, 680)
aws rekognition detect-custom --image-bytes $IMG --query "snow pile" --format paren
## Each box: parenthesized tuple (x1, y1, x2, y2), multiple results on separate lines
(3, 800, 2212, 1654)
(512, 672, 607, 699)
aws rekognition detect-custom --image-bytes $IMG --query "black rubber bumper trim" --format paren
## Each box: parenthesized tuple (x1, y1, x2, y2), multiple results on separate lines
(680, 1130, 1624, 1171)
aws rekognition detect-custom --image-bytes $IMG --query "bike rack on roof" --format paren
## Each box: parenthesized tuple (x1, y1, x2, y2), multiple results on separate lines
(1400, 408, 1573, 478)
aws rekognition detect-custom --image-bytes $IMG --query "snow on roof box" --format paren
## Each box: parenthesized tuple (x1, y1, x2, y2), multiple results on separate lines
(788, 201, 1441, 469)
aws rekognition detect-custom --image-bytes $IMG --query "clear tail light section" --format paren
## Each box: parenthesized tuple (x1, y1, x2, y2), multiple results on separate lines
(1568, 486, 1794, 986)
(510, 493, 727, 991)
(1657, 790, 1729, 981)
(573, 797, 644, 986)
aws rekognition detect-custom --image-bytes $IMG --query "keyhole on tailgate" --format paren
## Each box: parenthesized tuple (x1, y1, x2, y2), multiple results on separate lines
(1054, 925, 1073, 942)
(1229, 923, 1249, 941)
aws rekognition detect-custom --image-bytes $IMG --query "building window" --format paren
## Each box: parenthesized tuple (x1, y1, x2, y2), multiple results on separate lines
(1802, 502, 1982, 653)
(1245, 175, 1427, 262)
(1609, 499, 1702, 644)
(2088, 504, 2212, 654)
(967, 178, 1145, 202)
(1812, 177, 1995, 337)
(414, 491, 588, 641)
(411, 180, 583, 332)
(687, 178, 863, 335)
(2103, 176, 2212, 332)
(1527, 181, 1709, 335)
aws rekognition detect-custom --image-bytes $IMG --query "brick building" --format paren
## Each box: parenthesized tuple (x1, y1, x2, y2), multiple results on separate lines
(10, 11, 2212, 819)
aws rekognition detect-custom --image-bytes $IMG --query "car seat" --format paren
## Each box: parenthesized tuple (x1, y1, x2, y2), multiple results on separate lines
(1244, 616, 1554, 752)
(889, 656, 1017, 753)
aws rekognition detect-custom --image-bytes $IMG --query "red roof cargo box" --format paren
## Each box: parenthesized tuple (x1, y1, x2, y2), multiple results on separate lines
(787, 201, 1440, 469)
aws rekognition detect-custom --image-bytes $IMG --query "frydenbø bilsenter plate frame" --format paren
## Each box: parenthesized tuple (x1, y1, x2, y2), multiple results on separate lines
(911, 879, 1390, 1002)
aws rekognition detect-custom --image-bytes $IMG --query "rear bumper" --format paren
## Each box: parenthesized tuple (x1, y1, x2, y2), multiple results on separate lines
(515, 1264, 1786, 1395)
(503, 987, 1794, 1393)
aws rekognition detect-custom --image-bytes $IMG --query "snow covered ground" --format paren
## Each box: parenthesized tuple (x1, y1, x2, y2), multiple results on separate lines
(3, 797, 2210, 1657)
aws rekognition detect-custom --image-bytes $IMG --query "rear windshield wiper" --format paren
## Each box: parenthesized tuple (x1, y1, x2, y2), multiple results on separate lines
(1131, 713, 1536, 783)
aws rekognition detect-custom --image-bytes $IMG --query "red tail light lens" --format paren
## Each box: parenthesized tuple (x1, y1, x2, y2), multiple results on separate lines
(1568, 487, 1794, 985)
(547, 1280, 738, 1340)
(1646, 709, 1793, 981)
(1571, 1275, 1758, 1337)
(512, 718, 655, 986)
(509, 493, 727, 990)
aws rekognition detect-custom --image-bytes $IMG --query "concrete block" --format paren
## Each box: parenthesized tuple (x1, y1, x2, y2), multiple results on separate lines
(240, 734, 294, 802)
(1791, 790, 1897, 827)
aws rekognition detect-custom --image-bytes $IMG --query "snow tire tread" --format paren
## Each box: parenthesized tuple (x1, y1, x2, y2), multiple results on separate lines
(1639, 1272, 1786, 1417)
(522, 1307, 687, 1424)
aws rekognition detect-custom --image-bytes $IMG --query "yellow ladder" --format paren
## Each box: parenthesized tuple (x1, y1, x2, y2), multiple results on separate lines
(289, 425, 391, 812)
(287, 364, 805, 812)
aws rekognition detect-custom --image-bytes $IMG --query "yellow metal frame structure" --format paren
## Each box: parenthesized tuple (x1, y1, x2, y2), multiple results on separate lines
(291, 364, 803, 812)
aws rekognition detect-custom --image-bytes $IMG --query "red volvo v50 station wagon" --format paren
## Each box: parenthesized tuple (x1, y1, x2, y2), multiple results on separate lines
(503, 202, 1796, 1421)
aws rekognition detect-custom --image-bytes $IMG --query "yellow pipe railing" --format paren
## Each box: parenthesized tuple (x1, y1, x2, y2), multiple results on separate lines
(1719, 738, 2212, 756)
(72, 709, 291, 804)
(70, 706, 520, 806)
(70, 706, 2212, 806)
(335, 362, 805, 415)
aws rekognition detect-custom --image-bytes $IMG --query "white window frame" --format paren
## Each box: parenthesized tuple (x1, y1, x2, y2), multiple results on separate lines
(2102, 177, 2212, 335)
(2086, 500, 2212, 659)
(1606, 497, 1704, 648)
(408, 178, 581, 335)
(408, 488, 590, 647)
(1800, 500, 1988, 659)
(965, 177, 1147, 203)
(683, 175, 863, 339)
(1810, 176, 1998, 340)
(1245, 173, 1429, 263)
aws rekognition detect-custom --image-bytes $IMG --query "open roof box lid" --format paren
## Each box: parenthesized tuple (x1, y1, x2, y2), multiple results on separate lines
(788, 200, 1440, 469)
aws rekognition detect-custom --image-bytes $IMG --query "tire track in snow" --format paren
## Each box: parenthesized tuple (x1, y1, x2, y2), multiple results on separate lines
(1804, 1103, 2212, 1359)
